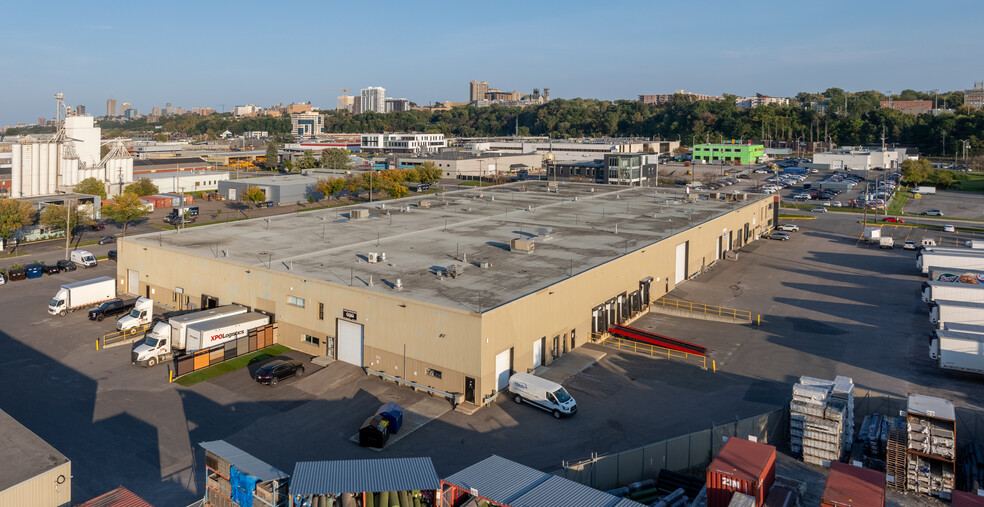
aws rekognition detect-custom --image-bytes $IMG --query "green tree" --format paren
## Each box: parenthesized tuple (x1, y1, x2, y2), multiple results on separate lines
(901, 158, 932, 185)
(384, 182, 409, 199)
(39, 204, 94, 234)
(264, 142, 280, 170)
(243, 186, 266, 205)
(416, 161, 442, 182)
(102, 192, 149, 237)
(320, 148, 352, 169)
(315, 178, 346, 199)
(297, 150, 319, 170)
(74, 177, 108, 199)
(0, 199, 36, 240)
(123, 177, 160, 196)
(155, 133, 168, 142)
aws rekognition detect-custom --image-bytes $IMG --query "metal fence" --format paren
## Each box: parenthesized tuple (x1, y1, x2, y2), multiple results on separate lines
(652, 297, 753, 324)
(598, 335, 710, 370)
(556, 407, 787, 491)
(172, 323, 278, 378)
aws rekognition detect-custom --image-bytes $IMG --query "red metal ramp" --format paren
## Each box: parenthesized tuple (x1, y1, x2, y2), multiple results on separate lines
(608, 324, 709, 357)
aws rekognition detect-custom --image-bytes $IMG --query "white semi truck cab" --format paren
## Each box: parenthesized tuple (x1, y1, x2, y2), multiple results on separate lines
(116, 297, 154, 331)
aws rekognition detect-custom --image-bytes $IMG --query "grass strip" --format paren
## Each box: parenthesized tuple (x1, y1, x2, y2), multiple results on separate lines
(174, 344, 291, 386)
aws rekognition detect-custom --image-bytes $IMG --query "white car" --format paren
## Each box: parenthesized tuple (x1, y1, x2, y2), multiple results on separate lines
(777, 224, 800, 232)
(831, 201, 843, 207)
(810, 207, 827, 213)
(943, 224, 955, 233)
(903, 240, 917, 250)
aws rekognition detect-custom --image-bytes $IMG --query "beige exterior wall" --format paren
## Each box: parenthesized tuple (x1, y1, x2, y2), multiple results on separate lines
(0, 461, 71, 507)
(117, 196, 773, 402)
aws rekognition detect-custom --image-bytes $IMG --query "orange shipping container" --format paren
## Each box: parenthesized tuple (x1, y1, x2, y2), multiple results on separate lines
(706, 438, 776, 507)
(821, 462, 885, 507)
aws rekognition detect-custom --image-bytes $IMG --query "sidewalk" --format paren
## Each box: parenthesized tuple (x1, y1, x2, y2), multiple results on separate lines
(534, 343, 607, 384)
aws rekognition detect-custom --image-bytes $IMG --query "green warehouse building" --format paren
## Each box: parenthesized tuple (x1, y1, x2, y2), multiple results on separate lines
(693, 142, 764, 165)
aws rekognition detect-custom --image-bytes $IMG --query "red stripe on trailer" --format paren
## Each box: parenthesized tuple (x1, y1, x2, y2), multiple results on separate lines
(609, 325, 709, 356)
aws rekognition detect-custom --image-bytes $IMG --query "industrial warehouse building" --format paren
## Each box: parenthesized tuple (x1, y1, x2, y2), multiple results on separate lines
(217, 174, 320, 205)
(116, 182, 775, 405)
(0, 409, 71, 506)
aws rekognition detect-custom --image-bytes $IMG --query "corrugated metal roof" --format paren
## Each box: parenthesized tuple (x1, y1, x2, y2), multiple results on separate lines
(708, 438, 776, 483)
(443, 455, 548, 503)
(289, 457, 440, 495)
(443, 455, 645, 507)
(198, 440, 288, 482)
(510, 475, 645, 507)
(822, 462, 885, 506)
(75, 486, 154, 507)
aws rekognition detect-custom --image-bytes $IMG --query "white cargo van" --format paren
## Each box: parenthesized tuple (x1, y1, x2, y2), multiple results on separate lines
(71, 249, 97, 268)
(508, 372, 577, 418)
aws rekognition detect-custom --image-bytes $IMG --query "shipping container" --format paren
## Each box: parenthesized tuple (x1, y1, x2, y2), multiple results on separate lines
(706, 438, 776, 507)
(821, 461, 885, 507)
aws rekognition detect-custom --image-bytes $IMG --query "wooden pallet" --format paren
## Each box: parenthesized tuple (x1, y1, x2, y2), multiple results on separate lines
(886, 422, 907, 491)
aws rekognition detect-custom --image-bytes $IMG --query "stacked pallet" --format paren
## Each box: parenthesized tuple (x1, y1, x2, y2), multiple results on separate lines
(789, 376, 853, 466)
(886, 418, 907, 491)
(906, 394, 956, 499)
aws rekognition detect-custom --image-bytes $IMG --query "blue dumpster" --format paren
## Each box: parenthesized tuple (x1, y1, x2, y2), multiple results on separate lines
(375, 402, 404, 434)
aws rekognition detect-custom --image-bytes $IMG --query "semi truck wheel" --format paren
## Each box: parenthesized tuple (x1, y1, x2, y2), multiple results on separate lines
(59, 310, 67, 316)
(552, 410, 561, 419)
(147, 357, 157, 367)
(513, 394, 522, 404)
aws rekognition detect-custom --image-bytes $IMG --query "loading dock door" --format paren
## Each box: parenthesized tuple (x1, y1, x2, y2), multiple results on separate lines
(495, 349, 512, 391)
(336, 319, 364, 366)
(127, 269, 139, 295)
(716, 236, 722, 260)
(674, 242, 688, 284)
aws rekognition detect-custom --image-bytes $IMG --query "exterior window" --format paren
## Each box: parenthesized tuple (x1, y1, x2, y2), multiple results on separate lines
(288, 295, 305, 308)
(319, 302, 324, 320)
(302, 334, 320, 346)
(427, 368, 443, 379)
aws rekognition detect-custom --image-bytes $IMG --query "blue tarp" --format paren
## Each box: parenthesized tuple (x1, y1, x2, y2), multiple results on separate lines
(376, 402, 404, 434)
(230, 465, 260, 507)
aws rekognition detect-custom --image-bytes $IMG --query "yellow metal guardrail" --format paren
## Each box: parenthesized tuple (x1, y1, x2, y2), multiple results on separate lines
(96, 322, 154, 351)
(598, 334, 710, 371)
(652, 297, 755, 324)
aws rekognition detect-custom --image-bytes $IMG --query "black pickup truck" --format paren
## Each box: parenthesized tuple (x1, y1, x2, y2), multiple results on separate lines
(88, 298, 136, 322)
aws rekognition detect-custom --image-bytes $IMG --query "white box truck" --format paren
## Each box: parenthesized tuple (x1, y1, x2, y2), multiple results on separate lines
(921, 280, 984, 303)
(48, 276, 115, 316)
(913, 186, 937, 194)
(71, 249, 97, 268)
(929, 300, 984, 329)
(929, 330, 984, 375)
(863, 227, 881, 244)
(132, 305, 248, 367)
(116, 297, 154, 331)
(508, 372, 577, 418)
(879, 237, 895, 249)
(917, 251, 984, 274)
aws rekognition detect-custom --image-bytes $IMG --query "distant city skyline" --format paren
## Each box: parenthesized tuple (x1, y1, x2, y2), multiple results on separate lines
(2, 0, 983, 126)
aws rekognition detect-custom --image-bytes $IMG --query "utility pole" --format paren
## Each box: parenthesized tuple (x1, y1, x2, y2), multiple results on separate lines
(64, 199, 72, 260)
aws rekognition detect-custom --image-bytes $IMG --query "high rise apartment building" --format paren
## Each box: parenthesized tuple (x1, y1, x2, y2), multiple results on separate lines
(106, 98, 118, 117)
(470, 80, 489, 102)
(360, 87, 386, 113)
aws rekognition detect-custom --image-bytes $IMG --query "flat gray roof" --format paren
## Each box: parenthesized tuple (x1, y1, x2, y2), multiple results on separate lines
(125, 181, 767, 311)
(218, 174, 318, 186)
(907, 394, 956, 421)
(0, 409, 69, 492)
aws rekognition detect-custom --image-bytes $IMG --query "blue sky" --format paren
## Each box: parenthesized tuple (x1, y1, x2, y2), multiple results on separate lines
(1, 0, 981, 126)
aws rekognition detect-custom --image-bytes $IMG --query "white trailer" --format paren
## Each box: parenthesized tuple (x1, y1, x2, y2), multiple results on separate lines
(922, 280, 984, 303)
(930, 330, 984, 374)
(944, 322, 984, 336)
(132, 305, 248, 367)
(913, 186, 937, 194)
(929, 300, 984, 329)
(928, 267, 984, 283)
(917, 252, 984, 274)
(864, 227, 881, 244)
(48, 276, 115, 316)
(185, 313, 270, 352)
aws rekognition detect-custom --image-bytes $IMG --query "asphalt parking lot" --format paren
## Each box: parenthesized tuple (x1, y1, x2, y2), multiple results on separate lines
(2, 207, 984, 504)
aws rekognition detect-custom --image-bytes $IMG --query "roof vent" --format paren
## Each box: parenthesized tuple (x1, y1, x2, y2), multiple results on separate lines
(380, 252, 387, 261)
(395, 278, 403, 290)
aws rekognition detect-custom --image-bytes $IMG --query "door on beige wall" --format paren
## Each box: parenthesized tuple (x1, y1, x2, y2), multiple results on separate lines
(127, 269, 139, 295)
(336, 319, 364, 366)
(674, 242, 688, 284)
(533, 338, 544, 369)
(495, 348, 512, 391)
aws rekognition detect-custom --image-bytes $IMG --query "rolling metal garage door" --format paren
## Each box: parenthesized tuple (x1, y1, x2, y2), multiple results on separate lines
(495, 349, 512, 391)
(127, 269, 139, 295)
(674, 242, 688, 284)
(336, 319, 363, 366)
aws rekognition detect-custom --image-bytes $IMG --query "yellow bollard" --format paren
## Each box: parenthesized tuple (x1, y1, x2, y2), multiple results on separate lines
(758, 314, 761, 326)
(169, 368, 174, 383)
(96, 339, 99, 351)
(712, 360, 717, 373)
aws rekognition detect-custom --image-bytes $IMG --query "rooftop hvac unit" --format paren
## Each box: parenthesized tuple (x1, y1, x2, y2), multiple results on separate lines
(368, 252, 379, 264)
(351, 209, 370, 219)
(446, 264, 464, 279)
(419, 200, 431, 208)
(510, 238, 535, 254)
(480, 260, 491, 269)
